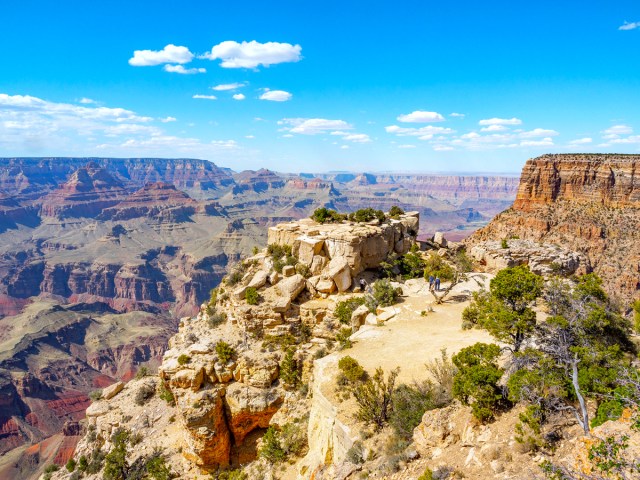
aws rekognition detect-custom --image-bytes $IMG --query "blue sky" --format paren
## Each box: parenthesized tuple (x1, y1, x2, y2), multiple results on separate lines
(1, 1, 639, 173)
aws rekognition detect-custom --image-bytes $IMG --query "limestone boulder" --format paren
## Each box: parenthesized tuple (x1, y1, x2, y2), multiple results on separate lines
(268, 271, 281, 285)
(170, 367, 204, 391)
(233, 355, 279, 388)
(413, 402, 475, 456)
(102, 381, 124, 400)
(247, 270, 268, 289)
(298, 236, 325, 265)
(232, 285, 247, 301)
(310, 255, 328, 275)
(282, 265, 295, 277)
(327, 257, 352, 292)
(224, 382, 284, 444)
(350, 304, 369, 331)
(276, 274, 306, 302)
(433, 232, 448, 247)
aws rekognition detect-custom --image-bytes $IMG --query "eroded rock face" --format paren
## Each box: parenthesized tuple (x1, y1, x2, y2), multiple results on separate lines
(467, 154, 640, 303)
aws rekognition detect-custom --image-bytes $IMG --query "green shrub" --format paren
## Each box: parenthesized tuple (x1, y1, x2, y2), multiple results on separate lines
(353, 367, 400, 429)
(336, 327, 353, 349)
(501, 238, 508, 249)
(390, 383, 435, 439)
(245, 287, 259, 305)
(338, 356, 367, 383)
(135, 382, 156, 406)
(423, 253, 455, 281)
(280, 421, 307, 456)
(214, 469, 248, 480)
(77, 455, 88, 472)
(452, 343, 504, 422)
(177, 354, 190, 365)
(89, 389, 102, 402)
(267, 243, 292, 259)
(633, 300, 640, 333)
(259, 426, 285, 463)
(346, 441, 365, 464)
(279, 348, 299, 388)
(252, 246, 259, 255)
(209, 287, 218, 306)
(135, 366, 149, 380)
(371, 279, 401, 307)
(145, 451, 172, 480)
(350, 208, 386, 223)
(398, 251, 426, 279)
(158, 382, 175, 406)
(417, 467, 435, 480)
(103, 429, 130, 480)
(262, 333, 297, 351)
(207, 311, 227, 328)
(215, 341, 236, 364)
(295, 263, 311, 278)
(310, 207, 347, 224)
(66, 458, 77, 472)
(388, 205, 405, 219)
(334, 297, 366, 324)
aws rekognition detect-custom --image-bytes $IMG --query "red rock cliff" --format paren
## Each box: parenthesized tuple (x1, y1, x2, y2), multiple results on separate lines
(468, 154, 640, 304)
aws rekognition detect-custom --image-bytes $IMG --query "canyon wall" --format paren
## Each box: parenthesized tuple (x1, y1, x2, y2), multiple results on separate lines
(468, 154, 640, 304)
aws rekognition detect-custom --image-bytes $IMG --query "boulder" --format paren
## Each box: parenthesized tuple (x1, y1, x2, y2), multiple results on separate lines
(268, 271, 281, 285)
(351, 304, 369, 331)
(170, 367, 204, 391)
(85, 401, 110, 418)
(101, 381, 124, 400)
(282, 265, 296, 277)
(247, 270, 268, 289)
(316, 278, 336, 294)
(433, 232, 447, 247)
(298, 236, 325, 265)
(232, 285, 247, 301)
(365, 313, 378, 325)
(327, 257, 352, 292)
(310, 255, 328, 276)
(276, 274, 306, 302)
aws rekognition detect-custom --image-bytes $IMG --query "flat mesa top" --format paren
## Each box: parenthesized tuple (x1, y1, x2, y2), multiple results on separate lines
(533, 153, 640, 164)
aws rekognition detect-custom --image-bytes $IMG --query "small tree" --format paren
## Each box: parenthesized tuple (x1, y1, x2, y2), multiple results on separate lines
(452, 343, 504, 422)
(388, 205, 405, 218)
(371, 279, 401, 307)
(338, 356, 367, 383)
(279, 347, 299, 388)
(259, 426, 285, 463)
(334, 297, 366, 324)
(463, 266, 542, 352)
(103, 429, 130, 480)
(353, 367, 400, 429)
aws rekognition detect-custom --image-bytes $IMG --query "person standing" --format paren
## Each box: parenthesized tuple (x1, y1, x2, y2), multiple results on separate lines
(359, 278, 367, 292)
(428, 275, 435, 291)
(435, 276, 441, 291)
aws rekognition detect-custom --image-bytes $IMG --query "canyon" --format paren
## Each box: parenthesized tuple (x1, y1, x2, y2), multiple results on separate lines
(0, 157, 518, 475)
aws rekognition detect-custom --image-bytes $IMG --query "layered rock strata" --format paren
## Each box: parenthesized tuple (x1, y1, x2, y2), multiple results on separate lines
(467, 154, 640, 304)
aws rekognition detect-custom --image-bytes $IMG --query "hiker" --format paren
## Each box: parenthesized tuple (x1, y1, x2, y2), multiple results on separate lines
(428, 275, 435, 291)
(435, 276, 441, 291)
(359, 278, 367, 291)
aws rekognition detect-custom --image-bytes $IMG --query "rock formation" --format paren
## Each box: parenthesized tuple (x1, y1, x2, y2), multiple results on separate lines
(467, 154, 640, 304)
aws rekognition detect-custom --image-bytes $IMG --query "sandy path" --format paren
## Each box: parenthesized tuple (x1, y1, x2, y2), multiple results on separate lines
(345, 274, 495, 384)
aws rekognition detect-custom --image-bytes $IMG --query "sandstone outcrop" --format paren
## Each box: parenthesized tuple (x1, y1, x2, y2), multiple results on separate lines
(468, 154, 640, 304)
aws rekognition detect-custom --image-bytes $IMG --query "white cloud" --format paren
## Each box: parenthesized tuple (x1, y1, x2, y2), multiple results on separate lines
(519, 128, 559, 138)
(79, 97, 97, 104)
(603, 124, 633, 135)
(233, 93, 246, 100)
(520, 137, 554, 147)
(610, 135, 640, 144)
(160, 116, 177, 123)
(192, 94, 217, 100)
(342, 133, 371, 143)
(129, 44, 194, 66)
(245, 135, 255, 139)
(163, 65, 206, 74)
(280, 118, 352, 135)
(340, 145, 349, 149)
(397, 111, 445, 123)
(202, 40, 302, 68)
(260, 90, 292, 102)
(433, 145, 454, 151)
(480, 124, 507, 132)
(478, 117, 522, 126)
(461, 132, 481, 139)
(449, 113, 465, 118)
(282, 134, 293, 138)
(619, 21, 640, 31)
(385, 125, 454, 138)
(569, 137, 592, 145)
(398, 144, 416, 149)
(212, 82, 246, 91)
